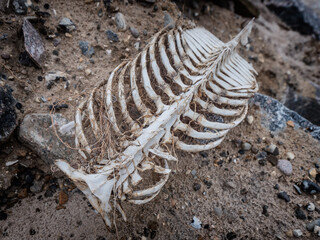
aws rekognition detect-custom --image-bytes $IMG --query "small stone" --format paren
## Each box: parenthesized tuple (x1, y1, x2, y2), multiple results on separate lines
(106, 30, 119, 42)
(246, 115, 254, 124)
(85, 69, 92, 76)
(262, 205, 269, 216)
(213, 207, 223, 217)
(193, 183, 201, 191)
(267, 155, 278, 166)
(295, 208, 307, 220)
(293, 184, 302, 195)
(225, 181, 236, 189)
(287, 120, 294, 127)
(257, 151, 267, 160)
(53, 38, 61, 47)
(115, 13, 127, 31)
(147, 221, 158, 231)
(30, 180, 44, 193)
(278, 192, 290, 202)
(241, 142, 251, 151)
(293, 229, 302, 237)
(79, 41, 95, 58)
(314, 226, 320, 235)
(191, 169, 197, 177)
(190, 216, 201, 229)
(309, 168, 317, 178)
(1, 54, 10, 60)
(58, 18, 76, 33)
(301, 180, 320, 194)
(277, 159, 293, 176)
(265, 144, 279, 156)
(307, 202, 315, 212)
(59, 191, 68, 205)
(129, 26, 139, 38)
(18, 188, 28, 198)
(251, 147, 259, 154)
(0, 211, 8, 220)
(258, 53, 264, 63)
(285, 230, 293, 237)
(307, 219, 320, 231)
(286, 152, 295, 160)
(164, 13, 175, 29)
(134, 42, 140, 50)
(65, 33, 72, 38)
(226, 232, 237, 240)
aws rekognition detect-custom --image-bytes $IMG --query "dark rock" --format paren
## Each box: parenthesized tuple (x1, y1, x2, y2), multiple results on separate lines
(0, 34, 8, 40)
(300, 180, 320, 194)
(164, 13, 175, 29)
(52, 50, 59, 56)
(226, 232, 237, 240)
(257, 151, 267, 160)
(35, 11, 51, 17)
(267, 155, 278, 166)
(147, 221, 158, 231)
(58, 18, 76, 33)
(262, 205, 269, 216)
(274, 184, 279, 190)
(19, 51, 35, 67)
(0, 85, 17, 143)
(278, 192, 290, 202)
(1, 54, 10, 60)
(29, 228, 36, 235)
(266, 0, 320, 39)
(53, 38, 61, 47)
(193, 183, 201, 191)
(98, 8, 103, 17)
(150, 231, 156, 239)
(22, 19, 45, 67)
(250, 93, 320, 142)
(13, 0, 28, 14)
(106, 30, 119, 42)
(79, 41, 95, 58)
(48, 103, 68, 111)
(44, 3, 50, 9)
(143, 227, 150, 237)
(316, 173, 320, 183)
(295, 208, 307, 220)
(15, 102, 22, 110)
(258, 159, 267, 166)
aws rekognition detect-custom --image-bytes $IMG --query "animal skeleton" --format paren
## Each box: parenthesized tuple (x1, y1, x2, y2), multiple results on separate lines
(55, 20, 258, 229)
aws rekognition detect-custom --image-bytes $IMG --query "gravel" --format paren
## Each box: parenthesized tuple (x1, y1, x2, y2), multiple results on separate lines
(277, 159, 293, 175)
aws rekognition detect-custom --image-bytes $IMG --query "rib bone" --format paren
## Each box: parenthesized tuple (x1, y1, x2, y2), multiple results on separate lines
(55, 20, 258, 229)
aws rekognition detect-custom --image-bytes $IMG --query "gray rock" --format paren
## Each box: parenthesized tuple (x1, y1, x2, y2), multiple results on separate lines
(79, 41, 95, 58)
(19, 114, 77, 165)
(191, 169, 197, 177)
(30, 180, 44, 193)
(115, 13, 127, 31)
(13, 0, 27, 14)
(225, 181, 236, 189)
(213, 207, 223, 217)
(293, 229, 302, 237)
(164, 13, 175, 29)
(129, 27, 139, 38)
(0, 85, 17, 143)
(307, 218, 320, 231)
(277, 159, 293, 176)
(265, 144, 279, 155)
(58, 18, 76, 33)
(241, 142, 252, 151)
(106, 30, 119, 42)
(190, 216, 201, 229)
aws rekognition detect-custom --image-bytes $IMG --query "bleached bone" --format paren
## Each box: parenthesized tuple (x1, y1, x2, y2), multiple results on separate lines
(55, 20, 258, 229)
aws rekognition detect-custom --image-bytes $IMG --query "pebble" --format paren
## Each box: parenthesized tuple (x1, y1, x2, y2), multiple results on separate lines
(226, 232, 237, 240)
(287, 120, 295, 127)
(241, 142, 251, 151)
(295, 208, 307, 220)
(257, 151, 267, 160)
(278, 192, 290, 202)
(65, 33, 72, 38)
(213, 207, 223, 217)
(314, 226, 320, 236)
(267, 155, 278, 166)
(285, 230, 293, 237)
(58, 18, 76, 33)
(85, 69, 92, 76)
(265, 144, 279, 156)
(307, 202, 315, 212)
(190, 216, 201, 229)
(106, 30, 119, 42)
(307, 218, 320, 231)
(293, 184, 302, 195)
(246, 115, 254, 124)
(115, 13, 127, 31)
(1, 54, 10, 60)
(225, 181, 236, 189)
(18, 188, 28, 198)
(301, 180, 320, 194)
(262, 205, 269, 216)
(277, 159, 293, 176)
(193, 183, 201, 191)
(30, 180, 44, 193)
(134, 42, 140, 50)
(309, 168, 317, 178)
(58, 191, 68, 205)
(164, 13, 175, 29)
(191, 169, 197, 177)
(293, 229, 302, 237)
(53, 38, 61, 47)
(286, 152, 295, 160)
(129, 26, 139, 38)
(79, 41, 95, 58)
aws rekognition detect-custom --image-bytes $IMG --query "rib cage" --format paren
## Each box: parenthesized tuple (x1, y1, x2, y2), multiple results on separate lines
(55, 20, 258, 229)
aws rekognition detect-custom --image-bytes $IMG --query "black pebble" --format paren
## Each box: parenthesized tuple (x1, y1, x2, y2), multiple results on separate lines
(278, 192, 290, 202)
(44, 3, 50, 9)
(15, 102, 22, 110)
(238, 149, 245, 155)
(193, 183, 201, 191)
(262, 205, 269, 216)
(295, 208, 307, 220)
(226, 232, 237, 240)
(273, 184, 279, 190)
(300, 180, 320, 194)
(200, 151, 208, 158)
(0, 211, 8, 220)
(143, 227, 150, 237)
(150, 231, 156, 239)
(29, 229, 36, 235)
(52, 50, 59, 56)
(38, 76, 43, 81)
(316, 174, 320, 183)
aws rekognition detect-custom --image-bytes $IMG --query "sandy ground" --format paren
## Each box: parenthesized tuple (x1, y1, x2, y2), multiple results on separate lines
(1, 0, 320, 239)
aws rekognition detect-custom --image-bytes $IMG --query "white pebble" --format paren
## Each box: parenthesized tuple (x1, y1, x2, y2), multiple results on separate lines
(307, 202, 315, 212)
(293, 229, 302, 237)
(246, 115, 254, 124)
(286, 152, 295, 160)
(190, 216, 202, 229)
